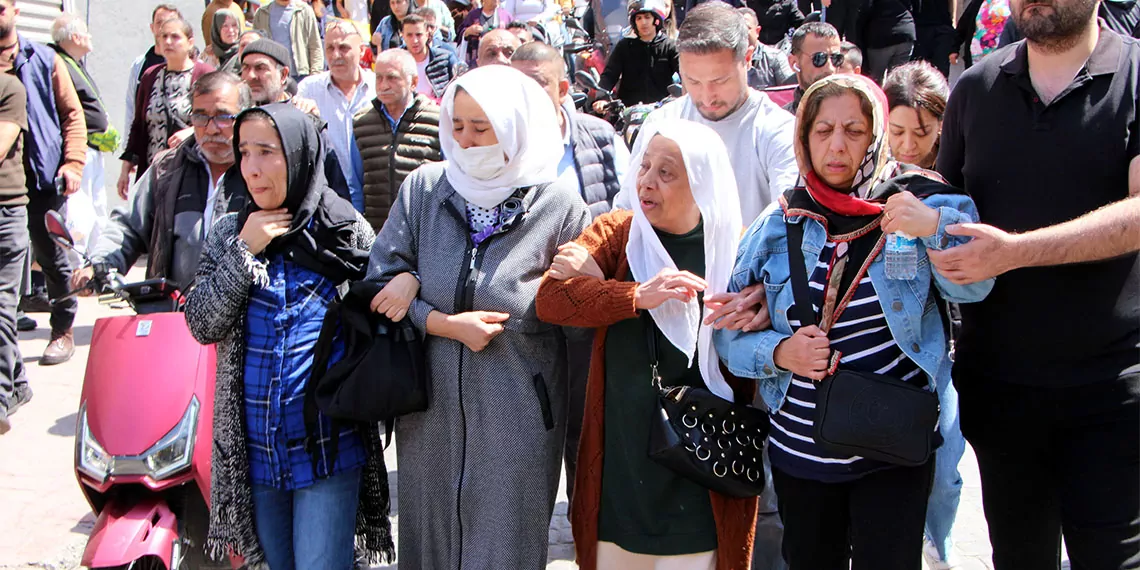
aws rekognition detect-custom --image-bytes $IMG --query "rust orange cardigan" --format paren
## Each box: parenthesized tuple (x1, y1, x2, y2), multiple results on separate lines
(535, 210, 759, 570)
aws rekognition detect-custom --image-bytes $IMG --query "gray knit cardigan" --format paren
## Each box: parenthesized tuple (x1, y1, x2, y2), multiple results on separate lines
(183, 212, 395, 565)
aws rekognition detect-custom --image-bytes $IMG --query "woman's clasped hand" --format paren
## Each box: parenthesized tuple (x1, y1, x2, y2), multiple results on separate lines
(370, 272, 421, 322)
(238, 208, 292, 255)
(881, 191, 940, 237)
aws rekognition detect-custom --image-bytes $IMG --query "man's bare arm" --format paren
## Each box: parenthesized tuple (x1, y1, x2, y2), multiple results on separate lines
(0, 122, 19, 158)
(1013, 155, 1140, 267)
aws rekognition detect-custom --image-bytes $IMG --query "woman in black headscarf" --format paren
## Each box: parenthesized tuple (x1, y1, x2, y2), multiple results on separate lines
(184, 104, 396, 569)
(203, 8, 243, 73)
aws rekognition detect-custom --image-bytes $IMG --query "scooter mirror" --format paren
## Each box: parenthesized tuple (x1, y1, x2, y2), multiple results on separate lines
(575, 69, 601, 91)
(44, 210, 74, 250)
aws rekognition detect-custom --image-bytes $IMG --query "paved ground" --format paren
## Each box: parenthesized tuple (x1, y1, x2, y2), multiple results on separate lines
(0, 287, 1065, 570)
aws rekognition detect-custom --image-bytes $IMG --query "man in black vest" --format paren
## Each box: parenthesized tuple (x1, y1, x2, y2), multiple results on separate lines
(71, 72, 251, 296)
(49, 14, 114, 268)
(512, 41, 627, 504)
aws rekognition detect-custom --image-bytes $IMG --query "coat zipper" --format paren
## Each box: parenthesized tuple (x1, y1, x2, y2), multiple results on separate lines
(445, 196, 515, 568)
(445, 196, 476, 569)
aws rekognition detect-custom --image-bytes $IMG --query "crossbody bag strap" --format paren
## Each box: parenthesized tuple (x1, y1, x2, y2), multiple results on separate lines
(643, 311, 662, 389)
(786, 220, 818, 328)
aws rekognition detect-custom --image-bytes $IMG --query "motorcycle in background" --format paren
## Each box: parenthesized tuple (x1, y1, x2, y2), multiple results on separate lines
(575, 70, 681, 147)
(43, 211, 228, 570)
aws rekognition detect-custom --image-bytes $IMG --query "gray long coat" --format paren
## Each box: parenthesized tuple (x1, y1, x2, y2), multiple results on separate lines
(366, 163, 590, 569)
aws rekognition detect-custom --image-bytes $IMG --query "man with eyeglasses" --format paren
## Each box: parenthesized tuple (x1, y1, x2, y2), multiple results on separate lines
(70, 72, 252, 295)
(783, 21, 842, 113)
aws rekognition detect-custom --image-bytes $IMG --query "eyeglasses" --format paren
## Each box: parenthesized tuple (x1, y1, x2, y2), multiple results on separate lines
(189, 113, 238, 128)
(811, 51, 845, 68)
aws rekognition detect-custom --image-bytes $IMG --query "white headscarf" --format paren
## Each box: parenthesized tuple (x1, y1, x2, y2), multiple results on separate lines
(620, 119, 743, 402)
(438, 65, 564, 209)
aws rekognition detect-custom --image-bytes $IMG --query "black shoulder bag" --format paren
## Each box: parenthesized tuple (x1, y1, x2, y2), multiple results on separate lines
(786, 221, 940, 467)
(304, 281, 429, 468)
(645, 314, 771, 498)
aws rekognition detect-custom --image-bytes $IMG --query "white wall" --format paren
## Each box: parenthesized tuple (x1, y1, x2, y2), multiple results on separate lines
(75, 0, 207, 206)
(81, 0, 207, 137)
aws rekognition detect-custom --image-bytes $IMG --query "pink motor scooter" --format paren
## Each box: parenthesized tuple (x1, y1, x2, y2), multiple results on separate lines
(44, 212, 231, 570)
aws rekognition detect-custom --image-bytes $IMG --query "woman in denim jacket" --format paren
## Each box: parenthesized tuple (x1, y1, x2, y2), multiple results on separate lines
(713, 74, 993, 570)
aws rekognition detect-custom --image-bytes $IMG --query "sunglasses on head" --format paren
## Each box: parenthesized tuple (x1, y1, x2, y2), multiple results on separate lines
(811, 51, 845, 68)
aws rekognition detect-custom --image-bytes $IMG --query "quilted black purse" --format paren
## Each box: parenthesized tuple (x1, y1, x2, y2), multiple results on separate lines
(644, 314, 771, 498)
(786, 222, 939, 467)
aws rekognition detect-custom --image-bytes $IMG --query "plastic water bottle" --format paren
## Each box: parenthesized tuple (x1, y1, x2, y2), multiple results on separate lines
(885, 232, 918, 280)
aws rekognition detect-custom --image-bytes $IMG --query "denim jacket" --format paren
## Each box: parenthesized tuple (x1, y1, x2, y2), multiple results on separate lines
(713, 193, 995, 411)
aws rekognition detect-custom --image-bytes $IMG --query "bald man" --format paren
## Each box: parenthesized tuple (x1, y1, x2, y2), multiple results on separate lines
(476, 28, 521, 67)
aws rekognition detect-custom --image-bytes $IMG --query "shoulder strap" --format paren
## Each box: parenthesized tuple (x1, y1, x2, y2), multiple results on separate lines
(786, 220, 818, 328)
(642, 311, 662, 388)
(304, 300, 343, 477)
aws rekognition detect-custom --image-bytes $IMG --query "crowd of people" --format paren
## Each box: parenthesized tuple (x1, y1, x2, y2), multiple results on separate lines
(0, 0, 1137, 569)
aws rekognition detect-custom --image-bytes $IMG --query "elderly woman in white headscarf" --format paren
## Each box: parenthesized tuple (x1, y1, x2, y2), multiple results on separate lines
(536, 119, 762, 570)
(362, 64, 591, 569)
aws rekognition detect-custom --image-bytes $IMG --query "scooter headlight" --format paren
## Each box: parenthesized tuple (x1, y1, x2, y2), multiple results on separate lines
(143, 397, 199, 480)
(77, 406, 111, 482)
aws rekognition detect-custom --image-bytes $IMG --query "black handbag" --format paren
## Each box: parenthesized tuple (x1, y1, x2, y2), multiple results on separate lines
(786, 222, 939, 467)
(644, 314, 771, 498)
(304, 281, 429, 452)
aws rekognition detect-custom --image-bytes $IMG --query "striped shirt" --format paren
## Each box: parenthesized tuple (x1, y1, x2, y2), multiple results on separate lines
(769, 241, 929, 483)
(243, 257, 368, 490)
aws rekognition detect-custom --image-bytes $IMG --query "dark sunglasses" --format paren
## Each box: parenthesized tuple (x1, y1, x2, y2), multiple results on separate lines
(811, 51, 845, 68)
(189, 113, 238, 128)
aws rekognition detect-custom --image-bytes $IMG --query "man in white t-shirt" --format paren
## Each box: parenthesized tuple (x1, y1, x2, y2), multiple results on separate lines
(401, 13, 458, 102)
(635, 2, 797, 227)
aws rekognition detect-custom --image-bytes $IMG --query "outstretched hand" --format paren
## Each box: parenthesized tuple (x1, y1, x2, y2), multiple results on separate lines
(928, 223, 1020, 284)
(634, 269, 707, 310)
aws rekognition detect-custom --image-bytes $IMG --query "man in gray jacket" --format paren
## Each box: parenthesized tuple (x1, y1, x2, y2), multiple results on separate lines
(511, 42, 627, 219)
(511, 42, 628, 505)
(70, 72, 250, 293)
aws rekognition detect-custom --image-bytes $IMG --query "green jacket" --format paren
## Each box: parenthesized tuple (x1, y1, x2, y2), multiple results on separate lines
(253, 1, 325, 76)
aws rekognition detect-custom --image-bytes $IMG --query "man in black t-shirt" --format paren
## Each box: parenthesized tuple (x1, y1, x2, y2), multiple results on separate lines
(0, 68, 27, 434)
(933, 0, 1140, 565)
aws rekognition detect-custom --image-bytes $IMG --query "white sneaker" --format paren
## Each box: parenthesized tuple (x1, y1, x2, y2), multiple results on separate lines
(923, 539, 959, 570)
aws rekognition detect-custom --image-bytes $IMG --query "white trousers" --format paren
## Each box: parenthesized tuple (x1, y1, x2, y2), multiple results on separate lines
(596, 541, 717, 570)
(63, 147, 108, 264)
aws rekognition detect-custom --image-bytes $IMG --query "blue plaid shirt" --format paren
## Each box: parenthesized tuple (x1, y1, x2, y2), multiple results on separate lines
(243, 256, 368, 490)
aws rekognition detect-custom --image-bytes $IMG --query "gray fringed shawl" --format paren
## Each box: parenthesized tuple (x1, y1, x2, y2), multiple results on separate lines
(184, 213, 395, 565)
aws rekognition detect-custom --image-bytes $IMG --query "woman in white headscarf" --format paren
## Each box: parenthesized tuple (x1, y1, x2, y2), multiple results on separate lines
(363, 64, 591, 569)
(536, 118, 762, 570)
